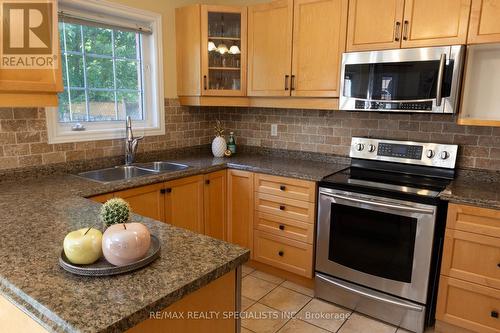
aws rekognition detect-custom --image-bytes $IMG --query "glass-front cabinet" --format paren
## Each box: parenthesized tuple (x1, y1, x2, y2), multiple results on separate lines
(201, 6, 247, 96)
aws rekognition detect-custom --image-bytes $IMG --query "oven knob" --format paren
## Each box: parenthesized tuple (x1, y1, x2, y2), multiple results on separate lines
(355, 143, 365, 151)
(426, 149, 435, 158)
(368, 144, 376, 152)
(440, 151, 450, 160)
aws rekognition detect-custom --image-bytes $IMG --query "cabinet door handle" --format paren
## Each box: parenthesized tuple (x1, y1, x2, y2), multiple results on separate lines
(497, 263, 500, 268)
(291, 75, 296, 91)
(403, 20, 409, 40)
(491, 311, 499, 319)
(205, 179, 210, 185)
(278, 251, 284, 257)
(160, 189, 166, 194)
(394, 21, 401, 41)
(280, 185, 286, 191)
(166, 188, 172, 193)
(279, 224, 285, 230)
(203, 75, 208, 90)
(279, 205, 285, 211)
(285, 75, 290, 90)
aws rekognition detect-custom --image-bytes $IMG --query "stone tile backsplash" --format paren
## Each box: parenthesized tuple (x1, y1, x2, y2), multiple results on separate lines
(1, 100, 500, 172)
(215, 107, 500, 171)
(0, 100, 217, 171)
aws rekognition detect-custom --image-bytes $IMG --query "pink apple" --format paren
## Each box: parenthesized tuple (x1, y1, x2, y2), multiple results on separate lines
(102, 223, 151, 266)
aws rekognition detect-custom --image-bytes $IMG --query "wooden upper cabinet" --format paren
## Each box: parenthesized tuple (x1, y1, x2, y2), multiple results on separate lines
(203, 170, 227, 241)
(113, 183, 165, 222)
(176, 5, 201, 96)
(201, 5, 247, 96)
(227, 170, 254, 254)
(346, 0, 405, 51)
(164, 175, 204, 234)
(291, 0, 348, 97)
(468, 0, 500, 44)
(247, 0, 294, 96)
(401, 0, 471, 48)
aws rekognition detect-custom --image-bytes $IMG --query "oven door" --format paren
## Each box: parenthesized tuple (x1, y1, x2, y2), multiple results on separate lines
(339, 45, 464, 113)
(316, 187, 437, 304)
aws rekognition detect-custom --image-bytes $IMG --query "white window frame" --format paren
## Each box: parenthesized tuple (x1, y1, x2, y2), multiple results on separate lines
(47, 0, 164, 144)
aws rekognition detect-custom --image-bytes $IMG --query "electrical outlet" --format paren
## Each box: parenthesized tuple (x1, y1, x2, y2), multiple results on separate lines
(271, 124, 278, 137)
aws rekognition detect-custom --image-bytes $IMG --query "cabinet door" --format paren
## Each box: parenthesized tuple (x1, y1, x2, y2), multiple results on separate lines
(176, 5, 201, 96)
(164, 175, 204, 234)
(468, 0, 500, 44)
(204, 170, 227, 240)
(401, 0, 471, 48)
(201, 6, 247, 96)
(113, 183, 165, 222)
(346, 0, 404, 51)
(227, 170, 254, 254)
(88, 193, 113, 204)
(247, 0, 294, 96)
(291, 0, 347, 97)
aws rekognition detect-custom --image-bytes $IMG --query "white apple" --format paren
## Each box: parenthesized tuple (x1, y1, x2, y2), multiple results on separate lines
(63, 228, 103, 265)
(102, 223, 151, 267)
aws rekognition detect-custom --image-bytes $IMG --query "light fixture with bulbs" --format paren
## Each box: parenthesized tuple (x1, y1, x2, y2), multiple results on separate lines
(228, 45, 241, 55)
(217, 43, 229, 54)
(208, 41, 217, 52)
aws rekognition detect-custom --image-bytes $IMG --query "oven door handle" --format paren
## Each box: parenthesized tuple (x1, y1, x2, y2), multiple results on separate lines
(316, 273, 424, 312)
(323, 193, 435, 215)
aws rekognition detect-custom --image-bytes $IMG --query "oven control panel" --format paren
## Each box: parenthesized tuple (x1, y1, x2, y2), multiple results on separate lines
(350, 137, 458, 169)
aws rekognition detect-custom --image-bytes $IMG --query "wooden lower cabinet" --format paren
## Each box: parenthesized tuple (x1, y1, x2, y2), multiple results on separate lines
(89, 193, 113, 204)
(204, 170, 227, 241)
(114, 183, 165, 221)
(253, 230, 313, 277)
(437, 203, 500, 333)
(227, 170, 254, 254)
(164, 175, 204, 234)
(437, 276, 500, 333)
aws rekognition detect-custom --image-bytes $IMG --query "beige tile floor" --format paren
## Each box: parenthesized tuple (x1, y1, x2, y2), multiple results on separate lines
(240, 265, 436, 333)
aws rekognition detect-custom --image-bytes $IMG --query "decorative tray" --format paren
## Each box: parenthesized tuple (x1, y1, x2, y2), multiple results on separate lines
(59, 235, 161, 276)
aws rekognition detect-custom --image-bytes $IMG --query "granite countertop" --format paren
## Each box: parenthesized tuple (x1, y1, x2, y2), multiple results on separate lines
(440, 168, 500, 210)
(0, 150, 347, 333)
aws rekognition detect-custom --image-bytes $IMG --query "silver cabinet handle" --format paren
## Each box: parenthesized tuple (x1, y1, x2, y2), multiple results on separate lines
(436, 53, 446, 107)
(403, 20, 409, 40)
(323, 192, 435, 215)
(316, 273, 424, 312)
(394, 21, 401, 42)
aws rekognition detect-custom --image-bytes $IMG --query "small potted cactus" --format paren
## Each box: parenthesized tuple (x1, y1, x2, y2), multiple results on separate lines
(100, 198, 130, 228)
(212, 120, 226, 158)
(100, 198, 151, 266)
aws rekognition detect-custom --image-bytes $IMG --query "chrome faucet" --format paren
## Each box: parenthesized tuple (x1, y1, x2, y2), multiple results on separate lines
(124, 116, 143, 166)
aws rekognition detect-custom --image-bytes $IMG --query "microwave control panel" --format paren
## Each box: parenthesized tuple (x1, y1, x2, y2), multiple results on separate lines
(354, 100, 433, 111)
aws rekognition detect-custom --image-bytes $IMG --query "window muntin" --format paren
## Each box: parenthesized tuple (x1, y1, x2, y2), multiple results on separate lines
(58, 22, 144, 123)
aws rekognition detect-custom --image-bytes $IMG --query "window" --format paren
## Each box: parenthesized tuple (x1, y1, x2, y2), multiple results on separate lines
(47, 0, 164, 143)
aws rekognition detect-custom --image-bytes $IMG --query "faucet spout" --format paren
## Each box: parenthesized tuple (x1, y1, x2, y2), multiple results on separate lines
(124, 116, 143, 166)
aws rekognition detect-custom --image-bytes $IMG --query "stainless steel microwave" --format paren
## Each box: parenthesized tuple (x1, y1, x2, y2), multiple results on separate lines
(339, 45, 465, 113)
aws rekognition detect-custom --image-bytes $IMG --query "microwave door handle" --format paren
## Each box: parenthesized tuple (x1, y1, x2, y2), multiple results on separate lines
(327, 193, 435, 215)
(436, 53, 446, 107)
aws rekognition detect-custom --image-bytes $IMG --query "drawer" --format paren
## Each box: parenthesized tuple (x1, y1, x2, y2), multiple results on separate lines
(254, 173, 316, 202)
(254, 211, 314, 244)
(253, 230, 313, 278)
(255, 192, 315, 223)
(447, 204, 500, 238)
(441, 229, 500, 290)
(436, 276, 500, 333)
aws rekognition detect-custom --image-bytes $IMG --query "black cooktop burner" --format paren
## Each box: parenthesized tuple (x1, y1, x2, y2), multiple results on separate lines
(320, 160, 454, 204)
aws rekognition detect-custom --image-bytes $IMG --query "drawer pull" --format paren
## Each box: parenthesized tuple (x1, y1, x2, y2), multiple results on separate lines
(492, 311, 499, 319)
(280, 185, 286, 191)
(279, 205, 285, 211)
(497, 263, 500, 268)
(279, 224, 285, 230)
(278, 251, 284, 257)
(205, 179, 210, 185)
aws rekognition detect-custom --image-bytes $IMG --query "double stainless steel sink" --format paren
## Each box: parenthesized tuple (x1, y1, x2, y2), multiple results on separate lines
(78, 162, 190, 183)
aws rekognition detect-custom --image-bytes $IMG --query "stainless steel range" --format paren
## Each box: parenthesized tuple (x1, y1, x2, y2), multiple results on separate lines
(315, 137, 458, 333)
